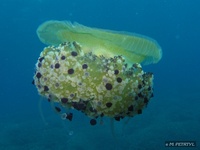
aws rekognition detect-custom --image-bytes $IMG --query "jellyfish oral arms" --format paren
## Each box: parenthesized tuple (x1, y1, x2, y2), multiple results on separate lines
(33, 42, 154, 123)
(37, 20, 162, 65)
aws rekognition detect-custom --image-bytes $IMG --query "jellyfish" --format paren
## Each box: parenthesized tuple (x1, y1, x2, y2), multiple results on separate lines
(33, 20, 162, 127)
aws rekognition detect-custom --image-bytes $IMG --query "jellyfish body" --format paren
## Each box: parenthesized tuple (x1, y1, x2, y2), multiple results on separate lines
(37, 20, 162, 65)
(34, 21, 161, 124)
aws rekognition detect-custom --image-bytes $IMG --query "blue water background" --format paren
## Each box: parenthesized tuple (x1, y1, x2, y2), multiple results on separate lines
(0, 0, 200, 149)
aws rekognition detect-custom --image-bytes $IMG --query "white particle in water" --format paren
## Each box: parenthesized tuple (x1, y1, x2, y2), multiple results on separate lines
(69, 131, 74, 136)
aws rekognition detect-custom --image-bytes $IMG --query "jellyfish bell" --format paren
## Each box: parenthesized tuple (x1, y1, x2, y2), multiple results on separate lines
(37, 20, 162, 66)
(34, 20, 162, 127)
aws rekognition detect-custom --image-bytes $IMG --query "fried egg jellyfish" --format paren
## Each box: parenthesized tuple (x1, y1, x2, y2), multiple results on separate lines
(33, 20, 162, 135)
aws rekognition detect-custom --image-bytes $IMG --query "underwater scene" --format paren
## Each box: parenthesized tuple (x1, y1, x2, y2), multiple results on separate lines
(0, 0, 199, 150)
